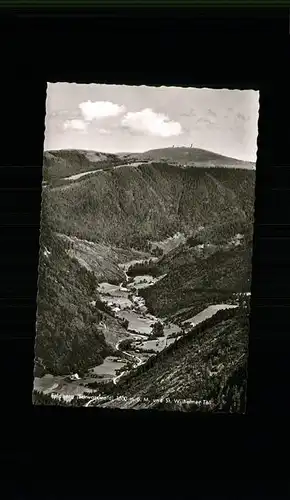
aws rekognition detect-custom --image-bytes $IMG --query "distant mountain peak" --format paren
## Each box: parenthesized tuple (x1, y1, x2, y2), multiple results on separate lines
(141, 146, 254, 165)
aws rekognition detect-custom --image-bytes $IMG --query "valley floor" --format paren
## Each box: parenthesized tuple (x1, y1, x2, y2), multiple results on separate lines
(34, 252, 244, 409)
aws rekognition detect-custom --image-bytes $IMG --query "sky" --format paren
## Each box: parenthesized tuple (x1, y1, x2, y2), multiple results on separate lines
(44, 83, 259, 162)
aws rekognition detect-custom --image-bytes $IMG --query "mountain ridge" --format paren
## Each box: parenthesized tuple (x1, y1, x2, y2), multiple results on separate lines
(42, 147, 255, 185)
(130, 146, 255, 167)
(44, 146, 255, 165)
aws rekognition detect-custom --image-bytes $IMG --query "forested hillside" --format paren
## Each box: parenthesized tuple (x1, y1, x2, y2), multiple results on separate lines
(93, 305, 249, 413)
(44, 162, 255, 252)
(43, 149, 122, 184)
(139, 222, 253, 318)
(35, 204, 130, 376)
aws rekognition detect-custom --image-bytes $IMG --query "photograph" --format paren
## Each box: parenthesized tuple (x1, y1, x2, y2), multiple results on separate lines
(33, 82, 259, 412)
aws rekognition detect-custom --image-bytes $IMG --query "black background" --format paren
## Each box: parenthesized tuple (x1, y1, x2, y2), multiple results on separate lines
(0, 6, 289, 494)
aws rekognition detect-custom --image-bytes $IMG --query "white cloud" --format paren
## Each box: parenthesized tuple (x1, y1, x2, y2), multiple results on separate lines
(63, 119, 87, 132)
(121, 108, 182, 137)
(79, 100, 126, 121)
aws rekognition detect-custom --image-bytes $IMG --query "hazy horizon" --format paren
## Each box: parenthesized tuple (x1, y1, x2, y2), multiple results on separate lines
(44, 83, 259, 163)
